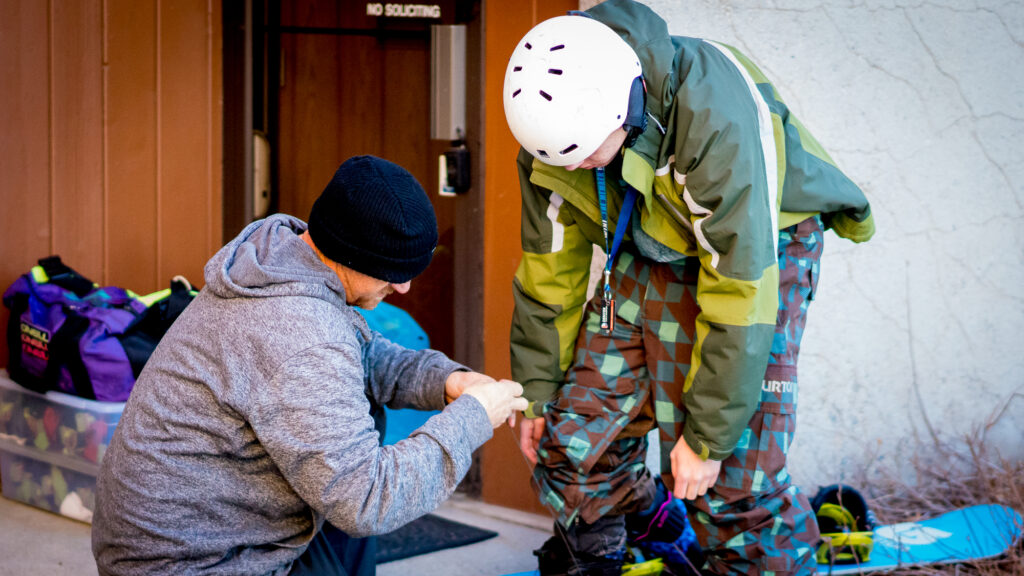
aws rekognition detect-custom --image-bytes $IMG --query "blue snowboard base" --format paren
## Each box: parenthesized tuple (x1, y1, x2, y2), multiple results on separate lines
(503, 504, 1022, 576)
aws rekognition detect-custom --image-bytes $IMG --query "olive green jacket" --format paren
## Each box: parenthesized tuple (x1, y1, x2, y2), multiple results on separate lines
(510, 0, 874, 460)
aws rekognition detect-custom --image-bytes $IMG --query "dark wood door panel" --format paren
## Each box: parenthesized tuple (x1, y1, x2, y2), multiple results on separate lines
(276, 2, 455, 356)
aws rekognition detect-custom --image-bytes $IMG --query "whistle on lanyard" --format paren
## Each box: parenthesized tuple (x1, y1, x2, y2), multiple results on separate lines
(599, 270, 615, 334)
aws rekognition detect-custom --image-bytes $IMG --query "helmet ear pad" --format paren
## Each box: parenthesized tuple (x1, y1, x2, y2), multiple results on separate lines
(502, 15, 643, 167)
(622, 75, 649, 149)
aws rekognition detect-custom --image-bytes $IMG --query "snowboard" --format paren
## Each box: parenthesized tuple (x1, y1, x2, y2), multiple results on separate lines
(504, 504, 1022, 576)
(819, 503, 1022, 574)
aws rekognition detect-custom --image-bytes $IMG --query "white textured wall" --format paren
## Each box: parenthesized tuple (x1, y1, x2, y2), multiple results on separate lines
(629, 0, 1024, 489)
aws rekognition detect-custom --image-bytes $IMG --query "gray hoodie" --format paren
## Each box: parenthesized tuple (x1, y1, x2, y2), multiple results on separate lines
(92, 214, 492, 575)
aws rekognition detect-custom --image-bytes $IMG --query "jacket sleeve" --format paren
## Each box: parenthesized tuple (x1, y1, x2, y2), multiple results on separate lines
(510, 148, 594, 418)
(248, 342, 492, 537)
(671, 42, 781, 461)
(361, 332, 467, 412)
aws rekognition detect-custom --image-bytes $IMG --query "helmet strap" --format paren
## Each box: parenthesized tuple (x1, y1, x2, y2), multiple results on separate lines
(623, 75, 648, 149)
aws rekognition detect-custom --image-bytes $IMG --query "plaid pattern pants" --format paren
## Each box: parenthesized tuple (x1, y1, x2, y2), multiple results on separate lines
(534, 216, 825, 575)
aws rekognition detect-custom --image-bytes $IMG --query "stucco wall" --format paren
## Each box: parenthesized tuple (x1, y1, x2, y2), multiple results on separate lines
(627, 0, 1024, 488)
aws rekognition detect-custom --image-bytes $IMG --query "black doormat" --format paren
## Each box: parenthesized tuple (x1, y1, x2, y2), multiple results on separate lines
(375, 514, 499, 564)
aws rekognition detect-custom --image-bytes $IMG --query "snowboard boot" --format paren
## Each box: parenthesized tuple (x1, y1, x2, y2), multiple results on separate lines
(625, 478, 703, 575)
(534, 535, 624, 576)
(626, 477, 690, 544)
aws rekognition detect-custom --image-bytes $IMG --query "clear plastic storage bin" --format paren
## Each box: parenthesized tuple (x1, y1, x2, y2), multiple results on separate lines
(0, 370, 125, 523)
(0, 370, 124, 467)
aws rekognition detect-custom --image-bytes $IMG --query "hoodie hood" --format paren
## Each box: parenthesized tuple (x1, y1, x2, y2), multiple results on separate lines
(205, 214, 347, 304)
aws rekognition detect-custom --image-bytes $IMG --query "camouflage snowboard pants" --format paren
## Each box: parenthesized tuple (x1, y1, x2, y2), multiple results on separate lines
(534, 216, 825, 575)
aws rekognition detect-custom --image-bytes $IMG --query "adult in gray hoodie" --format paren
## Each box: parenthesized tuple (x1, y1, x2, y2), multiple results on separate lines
(92, 156, 527, 576)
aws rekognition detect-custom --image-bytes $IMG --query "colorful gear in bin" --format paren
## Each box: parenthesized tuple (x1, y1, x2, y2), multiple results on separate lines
(0, 400, 13, 433)
(811, 484, 877, 565)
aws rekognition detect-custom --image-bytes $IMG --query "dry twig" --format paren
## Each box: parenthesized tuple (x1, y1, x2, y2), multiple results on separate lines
(847, 430, 1023, 575)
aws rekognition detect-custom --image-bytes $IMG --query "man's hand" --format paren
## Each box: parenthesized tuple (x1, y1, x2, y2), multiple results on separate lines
(669, 437, 722, 500)
(445, 371, 495, 404)
(461, 379, 529, 429)
(518, 417, 545, 466)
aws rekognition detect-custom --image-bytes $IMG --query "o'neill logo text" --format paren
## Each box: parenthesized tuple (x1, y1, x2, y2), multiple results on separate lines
(20, 321, 50, 361)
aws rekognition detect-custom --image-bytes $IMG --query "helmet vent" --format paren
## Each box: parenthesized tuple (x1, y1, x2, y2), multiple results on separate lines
(513, 66, 522, 72)
(538, 150, 549, 158)
(547, 68, 562, 75)
(550, 44, 565, 51)
(525, 42, 532, 50)
(512, 89, 521, 98)
(539, 90, 552, 101)
(560, 144, 577, 155)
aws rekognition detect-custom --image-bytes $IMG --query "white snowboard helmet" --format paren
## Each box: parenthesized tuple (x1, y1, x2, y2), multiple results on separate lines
(503, 15, 642, 167)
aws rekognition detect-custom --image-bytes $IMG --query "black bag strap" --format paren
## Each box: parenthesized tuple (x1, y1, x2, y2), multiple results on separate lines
(44, 313, 96, 400)
(117, 276, 195, 379)
(164, 276, 194, 320)
(34, 256, 98, 398)
(38, 256, 95, 297)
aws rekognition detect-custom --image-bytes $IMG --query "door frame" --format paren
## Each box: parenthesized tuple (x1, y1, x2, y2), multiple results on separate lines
(221, 0, 486, 369)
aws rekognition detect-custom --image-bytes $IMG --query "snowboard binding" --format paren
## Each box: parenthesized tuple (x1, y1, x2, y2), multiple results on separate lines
(811, 484, 878, 565)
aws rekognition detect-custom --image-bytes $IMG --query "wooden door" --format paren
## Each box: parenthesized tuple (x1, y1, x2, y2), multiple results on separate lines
(275, 1, 454, 356)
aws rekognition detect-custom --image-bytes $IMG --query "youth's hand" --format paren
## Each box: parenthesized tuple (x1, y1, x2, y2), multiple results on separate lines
(518, 417, 545, 466)
(669, 437, 722, 500)
(445, 371, 495, 404)
(463, 379, 529, 428)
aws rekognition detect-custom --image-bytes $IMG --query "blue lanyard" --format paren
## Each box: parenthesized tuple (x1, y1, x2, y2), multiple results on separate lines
(595, 167, 637, 331)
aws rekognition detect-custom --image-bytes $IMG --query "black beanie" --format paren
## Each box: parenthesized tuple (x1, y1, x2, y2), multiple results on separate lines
(308, 155, 437, 284)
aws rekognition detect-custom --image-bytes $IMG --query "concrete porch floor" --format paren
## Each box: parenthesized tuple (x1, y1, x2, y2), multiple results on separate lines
(0, 492, 551, 576)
